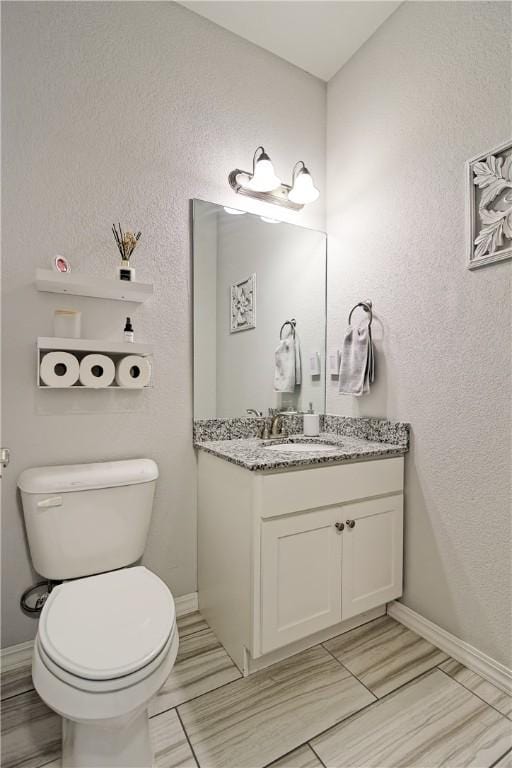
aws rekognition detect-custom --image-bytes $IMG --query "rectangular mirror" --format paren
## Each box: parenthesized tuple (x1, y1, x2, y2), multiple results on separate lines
(193, 199, 326, 419)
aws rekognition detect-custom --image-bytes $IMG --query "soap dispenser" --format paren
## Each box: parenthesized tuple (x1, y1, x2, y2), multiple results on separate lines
(303, 402, 320, 437)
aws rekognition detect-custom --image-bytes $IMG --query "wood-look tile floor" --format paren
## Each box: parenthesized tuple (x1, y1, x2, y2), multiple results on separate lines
(1, 612, 511, 768)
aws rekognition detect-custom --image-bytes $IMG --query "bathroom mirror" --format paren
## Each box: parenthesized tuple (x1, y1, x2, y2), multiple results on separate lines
(193, 199, 326, 418)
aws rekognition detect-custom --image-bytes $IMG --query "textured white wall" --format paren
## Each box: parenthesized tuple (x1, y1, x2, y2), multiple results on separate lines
(326, 1, 511, 665)
(1, 1, 325, 647)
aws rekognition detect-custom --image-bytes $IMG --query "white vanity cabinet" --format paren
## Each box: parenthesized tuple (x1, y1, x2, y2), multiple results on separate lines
(260, 494, 403, 652)
(340, 494, 403, 620)
(260, 506, 343, 652)
(197, 451, 404, 674)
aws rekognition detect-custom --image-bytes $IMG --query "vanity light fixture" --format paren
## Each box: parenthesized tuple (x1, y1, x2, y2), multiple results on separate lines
(288, 161, 320, 205)
(228, 146, 319, 211)
(242, 147, 281, 192)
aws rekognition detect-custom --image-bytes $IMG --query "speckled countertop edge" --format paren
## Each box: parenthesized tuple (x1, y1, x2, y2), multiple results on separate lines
(193, 414, 410, 448)
(194, 432, 407, 472)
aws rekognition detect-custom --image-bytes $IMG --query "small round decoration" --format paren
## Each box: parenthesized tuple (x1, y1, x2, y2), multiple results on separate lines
(53, 255, 71, 273)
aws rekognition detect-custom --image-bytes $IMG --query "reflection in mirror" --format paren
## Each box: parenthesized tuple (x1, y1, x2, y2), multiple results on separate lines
(193, 200, 326, 419)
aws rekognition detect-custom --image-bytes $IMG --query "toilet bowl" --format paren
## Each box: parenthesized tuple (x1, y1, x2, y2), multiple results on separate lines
(32, 566, 178, 768)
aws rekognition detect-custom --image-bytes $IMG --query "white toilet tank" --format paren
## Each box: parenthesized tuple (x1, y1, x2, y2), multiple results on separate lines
(18, 459, 159, 581)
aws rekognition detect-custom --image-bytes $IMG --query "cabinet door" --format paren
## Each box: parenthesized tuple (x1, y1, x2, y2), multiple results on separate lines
(341, 494, 403, 620)
(260, 507, 343, 653)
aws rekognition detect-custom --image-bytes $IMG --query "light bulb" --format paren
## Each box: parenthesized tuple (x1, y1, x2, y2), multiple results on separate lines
(246, 152, 281, 192)
(288, 167, 319, 204)
(260, 216, 280, 224)
(224, 207, 246, 215)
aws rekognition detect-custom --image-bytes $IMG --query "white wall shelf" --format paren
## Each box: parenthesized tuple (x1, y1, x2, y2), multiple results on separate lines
(35, 269, 153, 303)
(37, 337, 153, 356)
(37, 337, 153, 389)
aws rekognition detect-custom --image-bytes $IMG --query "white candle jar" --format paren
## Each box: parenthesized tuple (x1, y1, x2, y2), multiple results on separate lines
(53, 309, 81, 338)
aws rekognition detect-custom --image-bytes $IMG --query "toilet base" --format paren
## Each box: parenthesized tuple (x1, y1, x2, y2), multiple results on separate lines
(62, 707, 153, 768)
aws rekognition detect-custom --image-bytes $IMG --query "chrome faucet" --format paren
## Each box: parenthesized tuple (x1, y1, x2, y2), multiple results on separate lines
(247, 408, 266, 439)
(270, 414, 283, 436)
(268, 409, 285, 438)
(247, 408, 287, 440)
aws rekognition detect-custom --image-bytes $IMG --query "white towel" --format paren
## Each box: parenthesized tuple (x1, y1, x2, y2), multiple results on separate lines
(294, 331, 302, 387)
(274, 332, 301, 392)
(338, 321, 375, 396)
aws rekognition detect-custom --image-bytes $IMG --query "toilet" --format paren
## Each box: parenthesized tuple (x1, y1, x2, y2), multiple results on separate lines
(18, 458, 178, 768)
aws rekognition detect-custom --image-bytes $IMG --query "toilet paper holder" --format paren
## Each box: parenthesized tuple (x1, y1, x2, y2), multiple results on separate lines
(37, 337, 153, 389)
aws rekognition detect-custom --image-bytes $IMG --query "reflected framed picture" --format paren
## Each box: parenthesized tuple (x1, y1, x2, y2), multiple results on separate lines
(230, 273, 256, 333)
(466, 139, 512, 269)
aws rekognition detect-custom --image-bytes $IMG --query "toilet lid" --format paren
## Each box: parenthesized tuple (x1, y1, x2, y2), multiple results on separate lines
(39, 567, 176, 680)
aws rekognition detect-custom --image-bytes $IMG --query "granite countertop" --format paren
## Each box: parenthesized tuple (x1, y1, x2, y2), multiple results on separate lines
(194, 432, 407, 472)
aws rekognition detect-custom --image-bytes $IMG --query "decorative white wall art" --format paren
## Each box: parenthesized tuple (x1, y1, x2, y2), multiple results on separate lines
(230, 273, 256, 332)
(467, 139, 512, 269)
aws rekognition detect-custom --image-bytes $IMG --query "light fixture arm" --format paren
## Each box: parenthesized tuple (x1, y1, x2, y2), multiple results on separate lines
(291, 161, 307, 183)
(253, 146, 266, 174)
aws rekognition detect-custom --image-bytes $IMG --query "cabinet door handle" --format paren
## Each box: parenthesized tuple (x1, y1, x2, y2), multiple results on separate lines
(346, 519, 356, 528)
(334, 521, 345, 531)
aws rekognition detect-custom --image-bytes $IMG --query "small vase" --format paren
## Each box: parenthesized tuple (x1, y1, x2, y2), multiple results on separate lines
(118, 260, 135, 282)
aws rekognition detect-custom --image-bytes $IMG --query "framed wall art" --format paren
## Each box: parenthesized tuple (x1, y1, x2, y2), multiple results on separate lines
(467, 139, 512, 269)
(230, 273, 256, 333)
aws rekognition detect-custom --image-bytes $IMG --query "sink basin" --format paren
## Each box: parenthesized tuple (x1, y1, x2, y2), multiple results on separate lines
(263, 443, 340, 454)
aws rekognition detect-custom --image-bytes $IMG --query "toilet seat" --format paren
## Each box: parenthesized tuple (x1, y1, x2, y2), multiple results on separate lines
(33, 618, 179, 723)
(36, 627, 176, 692)
(38, 567, 176, 686)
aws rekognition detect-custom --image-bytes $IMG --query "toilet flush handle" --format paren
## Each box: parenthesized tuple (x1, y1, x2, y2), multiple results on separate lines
(37, 496, 63, 509)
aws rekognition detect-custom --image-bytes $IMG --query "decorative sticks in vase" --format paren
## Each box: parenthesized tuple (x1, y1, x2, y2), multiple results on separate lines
(112, 223, 142, 282)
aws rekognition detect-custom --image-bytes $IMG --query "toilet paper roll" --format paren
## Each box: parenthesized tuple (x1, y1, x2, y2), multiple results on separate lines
(40, 351, 80, 387)
(115, 355, 151, 388)
(79, 354, 115, 388)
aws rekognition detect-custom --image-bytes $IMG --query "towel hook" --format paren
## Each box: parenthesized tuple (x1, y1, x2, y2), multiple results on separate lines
(348, 300, 373, 327)
(280, 318, 297, 339)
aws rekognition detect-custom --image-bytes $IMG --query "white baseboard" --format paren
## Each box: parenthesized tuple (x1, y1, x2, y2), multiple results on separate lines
(1, 592, 199, 666)
(388, 601, 512, 696)
(174, 591, 198, 616)
(0, 639, 34, 672)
